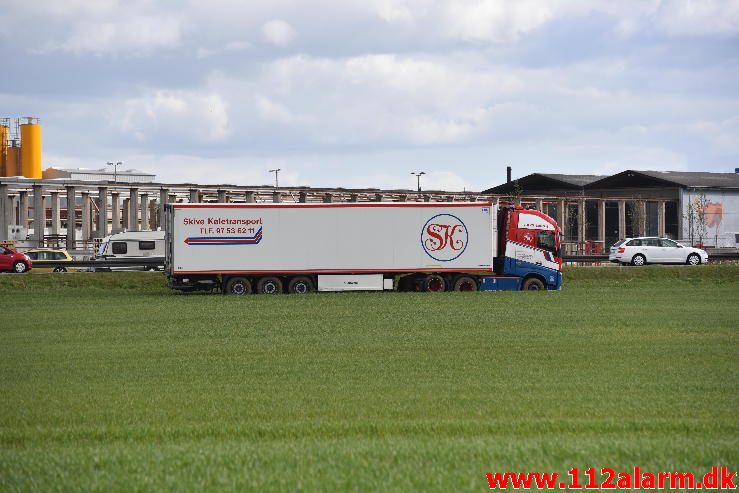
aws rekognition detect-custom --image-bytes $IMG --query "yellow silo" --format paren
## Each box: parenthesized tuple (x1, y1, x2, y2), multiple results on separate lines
(20, 118, 42, 179)
(0, 124, 7, 176)
(6, 142, 20, 176)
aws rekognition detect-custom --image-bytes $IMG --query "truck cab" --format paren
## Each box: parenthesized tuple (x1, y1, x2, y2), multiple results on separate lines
(496, 206, 563, 290)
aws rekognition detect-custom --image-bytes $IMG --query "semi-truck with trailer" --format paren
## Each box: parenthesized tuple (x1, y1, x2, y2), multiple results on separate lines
(164, 202, 563, 294)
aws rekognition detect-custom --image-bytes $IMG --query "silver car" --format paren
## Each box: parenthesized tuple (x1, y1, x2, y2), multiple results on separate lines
(609, 237, 709, 266)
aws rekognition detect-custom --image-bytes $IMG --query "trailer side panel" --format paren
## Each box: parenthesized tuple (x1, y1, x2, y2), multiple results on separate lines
(170, 203, 495, 274)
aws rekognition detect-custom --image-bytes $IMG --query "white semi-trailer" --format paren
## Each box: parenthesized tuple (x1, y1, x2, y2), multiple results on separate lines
(164, 202, 563, 294)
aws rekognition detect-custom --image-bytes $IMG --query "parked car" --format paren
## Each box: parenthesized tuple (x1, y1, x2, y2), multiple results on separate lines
(24, 249, 76, 272)
(0, 246, 32, 273)
(609, 237, 709, 266)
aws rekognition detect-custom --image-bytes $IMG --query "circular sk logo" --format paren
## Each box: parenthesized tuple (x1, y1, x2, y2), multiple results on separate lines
(421, 214, 468, 262)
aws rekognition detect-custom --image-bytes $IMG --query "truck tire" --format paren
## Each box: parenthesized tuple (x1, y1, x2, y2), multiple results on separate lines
(256, 276, 283, 294)
(224, 277, 252, 295)
(287, 276, 313, 294)
(423, 274, 446, 292)
(452, 275, 478, 292)
(522, 277, 545, 291)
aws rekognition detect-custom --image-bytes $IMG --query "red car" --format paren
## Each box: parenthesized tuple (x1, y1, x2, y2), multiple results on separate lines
(0, 246, 32, 273)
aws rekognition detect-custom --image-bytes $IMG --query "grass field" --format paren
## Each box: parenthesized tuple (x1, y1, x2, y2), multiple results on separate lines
(1, 266, 737, 492)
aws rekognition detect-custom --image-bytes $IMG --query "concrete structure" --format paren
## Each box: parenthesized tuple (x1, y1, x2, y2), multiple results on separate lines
(0, 176, 487, 250)
(3, 169, 737, 252)
(43, 167, 155, 183)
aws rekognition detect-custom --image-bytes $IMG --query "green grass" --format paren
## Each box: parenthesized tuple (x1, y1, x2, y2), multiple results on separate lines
(0, 266, 737, 492)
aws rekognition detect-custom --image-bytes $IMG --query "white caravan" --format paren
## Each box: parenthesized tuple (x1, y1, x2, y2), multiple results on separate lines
(95, 230, 165, 271)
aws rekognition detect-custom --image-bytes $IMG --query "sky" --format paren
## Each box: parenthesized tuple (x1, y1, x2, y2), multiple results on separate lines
(1, 0, 738, 192)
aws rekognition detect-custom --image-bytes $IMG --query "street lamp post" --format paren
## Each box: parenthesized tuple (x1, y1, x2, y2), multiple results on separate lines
(269, 168, 281, 188)
(107, 161, 123, 183)
(411, 171, 426, 192)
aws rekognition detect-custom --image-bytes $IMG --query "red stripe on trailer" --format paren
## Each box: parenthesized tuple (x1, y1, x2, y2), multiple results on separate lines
(173, 267, 494, 275)
(174, 202, 491, 209)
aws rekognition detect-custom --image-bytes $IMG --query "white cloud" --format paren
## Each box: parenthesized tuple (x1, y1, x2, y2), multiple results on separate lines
(441, 0, 555, 42)
(592, 147, 689, 175)
(3, 0, 738, 189)
(19, 1, 184, 56)
(242, 53, 520, 145)
(142, 155, 302, 186)
(196, 40, 251, 59)
(110, 90, 230, 143)
(345, 170, 472, 191)
(261, 19, 296, 46)
(372, 0, 429, 23)
(655, 0, 739, 36)
(255, 95, 309, 125)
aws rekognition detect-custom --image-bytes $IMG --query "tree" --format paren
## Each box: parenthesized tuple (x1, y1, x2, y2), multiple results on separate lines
(683, 193, 708, 246)
(694, 194, 709, 247)
(502, 180, 524, 205)
(626, 199, 644, 238)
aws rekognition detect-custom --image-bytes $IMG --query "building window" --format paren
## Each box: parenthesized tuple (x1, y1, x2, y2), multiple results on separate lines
(625, 201, 642, 237)
(665, 202, 679, 239)
(604, 201, 620, 247)
(565, 203, 579, 242)
(645, 202, 659, 236)
(544, 202, 558, 221)
(585, 201, 599, 241)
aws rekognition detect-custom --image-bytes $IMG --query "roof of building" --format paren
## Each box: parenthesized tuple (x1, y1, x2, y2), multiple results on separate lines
(586, 170, 739, 189)
(484, 170, 739, 194)
(538, 174, 605, 186)
(482, 173, 606, 194)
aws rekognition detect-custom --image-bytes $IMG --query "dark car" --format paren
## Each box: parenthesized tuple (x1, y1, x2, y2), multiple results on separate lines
(0, 246, 33, 273)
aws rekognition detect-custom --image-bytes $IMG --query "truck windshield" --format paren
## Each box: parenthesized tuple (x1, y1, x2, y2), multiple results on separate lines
(537, 231, 556, 252)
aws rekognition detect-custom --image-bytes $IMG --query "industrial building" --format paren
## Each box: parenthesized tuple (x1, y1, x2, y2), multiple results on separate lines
(484, 169, 739, 251)
(0, 117, 42, 180)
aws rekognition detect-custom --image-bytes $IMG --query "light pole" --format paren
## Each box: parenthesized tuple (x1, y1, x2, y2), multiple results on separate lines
(269, 168, 281, 188)
(411, 171, 426, 192)
(107, 161, 123, 183)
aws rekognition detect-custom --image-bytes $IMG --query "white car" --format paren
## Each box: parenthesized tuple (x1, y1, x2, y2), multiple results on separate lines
(609, 237, 709, 266)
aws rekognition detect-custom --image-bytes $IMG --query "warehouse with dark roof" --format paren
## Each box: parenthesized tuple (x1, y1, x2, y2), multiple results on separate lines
(484, 169, 739, 252)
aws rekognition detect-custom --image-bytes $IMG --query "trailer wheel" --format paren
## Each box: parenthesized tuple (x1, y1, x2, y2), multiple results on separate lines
(287, 276, 313, 294)
(452, 275, 478, 292)
(224, 277, 252, 295)
(522, 277, 545, 291)
(423, 274, 446, 292)
(256, 276, 283, 295)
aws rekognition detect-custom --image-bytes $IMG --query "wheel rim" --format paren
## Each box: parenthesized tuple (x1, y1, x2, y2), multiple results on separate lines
(427, 278, 444, 292)
(295, 283, 307, 294)
(689, 255, 699, 265)
(264, 282, 277, 294)
(527, 283, 541, 291)
(14, 263, 26, 273)
(634, 256, 644, 265)
(457, 279, 475, 291)
(232, 283, 246, 295)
